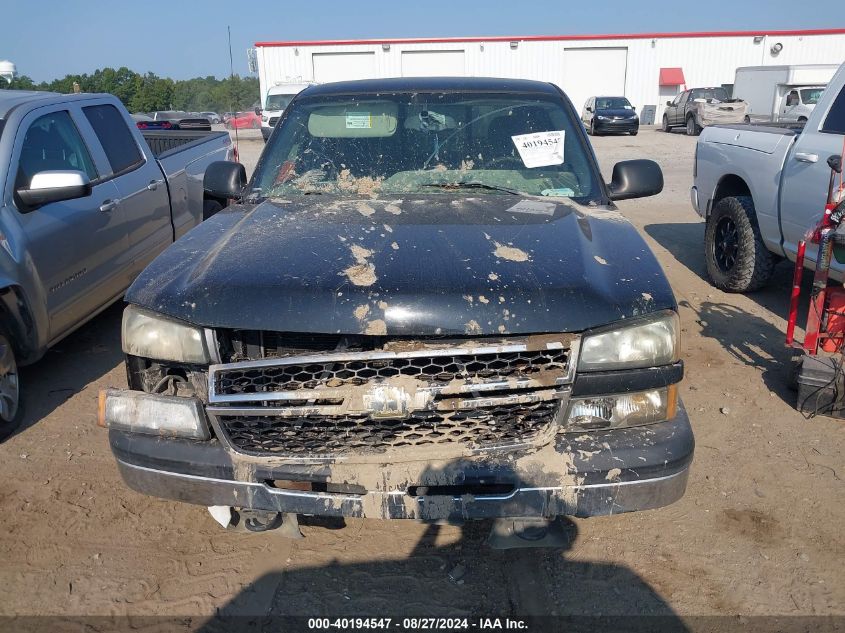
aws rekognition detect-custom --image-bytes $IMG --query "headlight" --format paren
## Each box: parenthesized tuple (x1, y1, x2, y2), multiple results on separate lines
(262, 115, 268, 122)
(596, 115, 607, 120)
(578, 312, 679, 371)
(563, 386, 677, 432)
(122, 305, 210, 364)
(100, 389, 211, 440)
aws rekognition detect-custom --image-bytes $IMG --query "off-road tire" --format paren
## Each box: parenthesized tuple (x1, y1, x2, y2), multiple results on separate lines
(630, 129, 638, 136)
(686, 115, 702, 136)
(705, 195, 775, 292)
(662, 115, 671, 132)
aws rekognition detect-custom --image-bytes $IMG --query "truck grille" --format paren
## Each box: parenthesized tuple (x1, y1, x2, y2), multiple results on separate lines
(207, 333, 576, 457)
(216, 400, 559, 455)
(268, 116, 280, 127)
(214, 348, 569, 394)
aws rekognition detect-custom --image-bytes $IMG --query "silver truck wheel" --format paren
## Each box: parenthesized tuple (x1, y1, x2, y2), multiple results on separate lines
(686, 116, 701, 136)
(0, 334, 22, 441)
(705, 196, 775, 292)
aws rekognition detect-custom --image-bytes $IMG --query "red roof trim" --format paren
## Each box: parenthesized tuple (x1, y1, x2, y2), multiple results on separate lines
(255, 28, 845, 48)
(659, 67, 686, 86)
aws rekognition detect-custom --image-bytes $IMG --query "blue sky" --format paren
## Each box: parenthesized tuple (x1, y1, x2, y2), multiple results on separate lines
(5, 0, 843, 82)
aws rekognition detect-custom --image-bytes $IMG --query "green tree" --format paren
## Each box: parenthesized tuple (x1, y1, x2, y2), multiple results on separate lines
(5, 66, 259, 114)
(5, 75, 38, 90)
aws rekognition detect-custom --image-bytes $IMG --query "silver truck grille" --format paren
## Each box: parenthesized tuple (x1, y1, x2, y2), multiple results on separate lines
(207, 334, 577, 457)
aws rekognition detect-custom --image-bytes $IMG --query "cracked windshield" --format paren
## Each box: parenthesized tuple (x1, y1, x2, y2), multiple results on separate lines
(252, 92, 599, 201)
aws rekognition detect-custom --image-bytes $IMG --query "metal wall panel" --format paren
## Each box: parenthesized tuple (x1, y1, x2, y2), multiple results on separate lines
(256, 34, 845, 123)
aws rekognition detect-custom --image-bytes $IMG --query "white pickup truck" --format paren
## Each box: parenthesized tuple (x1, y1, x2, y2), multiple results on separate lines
(692, 62, 845, 292)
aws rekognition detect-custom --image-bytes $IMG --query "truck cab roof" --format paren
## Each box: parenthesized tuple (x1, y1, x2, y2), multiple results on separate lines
(0, 89, 62, 118)
(300, 76, 561, 98)
(0, 90, 120, 119)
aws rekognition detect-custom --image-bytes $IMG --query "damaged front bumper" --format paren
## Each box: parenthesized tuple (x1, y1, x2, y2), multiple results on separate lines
(108, 396, 693, 521)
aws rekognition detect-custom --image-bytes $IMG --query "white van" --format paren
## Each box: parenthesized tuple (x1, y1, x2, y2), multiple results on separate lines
(733, 64, 838, 123)
(261, 82, 313, 141)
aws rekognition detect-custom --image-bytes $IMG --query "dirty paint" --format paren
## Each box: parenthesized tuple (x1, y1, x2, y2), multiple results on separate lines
(365, 319, 387, 335)
(493, 242, 530, 262)
(126, 194, 676, 337)
(344, 244, 378, 287)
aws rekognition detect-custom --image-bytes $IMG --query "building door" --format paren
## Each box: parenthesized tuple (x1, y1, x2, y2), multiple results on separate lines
(401, 50, 466, 77)
(561, 48, 628, 115)
(312, 52, 377, 83)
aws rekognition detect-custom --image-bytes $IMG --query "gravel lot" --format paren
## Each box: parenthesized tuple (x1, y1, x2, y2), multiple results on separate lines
(1, 126, 843, 622)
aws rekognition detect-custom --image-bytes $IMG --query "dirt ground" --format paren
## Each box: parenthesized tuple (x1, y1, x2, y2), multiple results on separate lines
(1, 126, 843, 623)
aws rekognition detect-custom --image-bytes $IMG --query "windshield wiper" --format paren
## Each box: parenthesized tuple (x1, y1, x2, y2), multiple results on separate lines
(422, 182, 522, 195)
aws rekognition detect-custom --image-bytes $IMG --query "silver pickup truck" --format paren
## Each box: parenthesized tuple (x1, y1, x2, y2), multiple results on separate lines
(0, 90, 234, 438)
(691, 62, 845, 292)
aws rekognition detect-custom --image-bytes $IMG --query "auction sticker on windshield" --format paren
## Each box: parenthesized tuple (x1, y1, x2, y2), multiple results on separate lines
(346, 112, 372, 129)
(511, 130, 565, 168)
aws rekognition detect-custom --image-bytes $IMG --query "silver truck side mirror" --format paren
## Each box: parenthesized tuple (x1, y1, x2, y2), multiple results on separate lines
(16, 170, 92, 209)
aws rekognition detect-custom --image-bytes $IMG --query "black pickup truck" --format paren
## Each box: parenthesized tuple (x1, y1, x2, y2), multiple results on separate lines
(101, 77, 693, 536)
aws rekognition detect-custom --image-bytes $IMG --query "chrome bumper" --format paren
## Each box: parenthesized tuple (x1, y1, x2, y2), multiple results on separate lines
(116, 458, 690, 520)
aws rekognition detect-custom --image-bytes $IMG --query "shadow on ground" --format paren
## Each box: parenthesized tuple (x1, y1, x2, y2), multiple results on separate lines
(13, 301, 124, 438)
(190, 459, 688, 632)
(645, 221, 812, 404)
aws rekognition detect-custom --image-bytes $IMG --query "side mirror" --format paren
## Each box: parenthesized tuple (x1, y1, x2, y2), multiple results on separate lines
(16, 170, 92, 209)
(254, 107, 262, 116)
(607, 159, 664, 201)
(666, 100, 673, 106)
(586, 106, 593, 112)
(204, 161, 247, 199)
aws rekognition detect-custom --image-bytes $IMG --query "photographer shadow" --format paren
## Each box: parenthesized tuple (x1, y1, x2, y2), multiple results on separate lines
(195, 459, 689, 632)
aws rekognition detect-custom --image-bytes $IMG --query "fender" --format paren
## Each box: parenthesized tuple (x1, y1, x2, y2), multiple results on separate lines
(0, 282, 42, 365)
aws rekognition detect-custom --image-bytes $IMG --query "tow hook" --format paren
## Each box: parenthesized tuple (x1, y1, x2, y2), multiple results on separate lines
(487, 517, 575, 550)
(207, 506, 304, 538)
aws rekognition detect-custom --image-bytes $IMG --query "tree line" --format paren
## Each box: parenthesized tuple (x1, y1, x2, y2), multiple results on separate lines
(5, 67, 260, 114)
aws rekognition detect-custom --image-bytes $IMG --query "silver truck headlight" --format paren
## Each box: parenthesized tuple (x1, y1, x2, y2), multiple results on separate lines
(122, 305, 210, 364)
(578, 312, 679, 371)
(563, 386, 677, 432)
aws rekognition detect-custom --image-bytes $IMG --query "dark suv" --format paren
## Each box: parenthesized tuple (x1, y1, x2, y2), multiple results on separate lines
(581, 96, 640, 135)
(101, 77, 693, 536)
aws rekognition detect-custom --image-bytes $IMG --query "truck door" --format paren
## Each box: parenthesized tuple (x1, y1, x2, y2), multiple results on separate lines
(779, 83, 845, 274)
(672, 91, 688, 126)
(79, 103, 171, 280)
(10, 107, 126, 341)
(781, 90, 801, 122)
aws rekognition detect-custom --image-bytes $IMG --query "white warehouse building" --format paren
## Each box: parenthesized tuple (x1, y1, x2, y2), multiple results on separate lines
(254, 28, 845, 124)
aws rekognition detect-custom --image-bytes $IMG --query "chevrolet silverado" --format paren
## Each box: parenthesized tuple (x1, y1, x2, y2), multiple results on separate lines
(102, 77, 693, 535)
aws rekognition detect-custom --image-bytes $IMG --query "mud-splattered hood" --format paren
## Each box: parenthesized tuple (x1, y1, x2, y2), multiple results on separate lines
(126, 195, 676, 336)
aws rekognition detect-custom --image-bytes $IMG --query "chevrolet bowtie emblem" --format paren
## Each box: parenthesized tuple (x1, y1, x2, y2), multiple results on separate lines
(363, 384, 411, 419)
